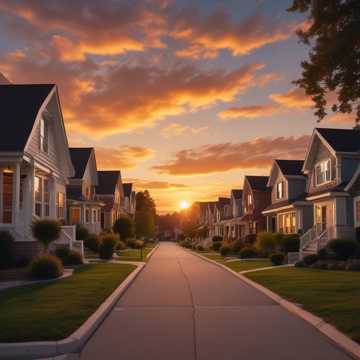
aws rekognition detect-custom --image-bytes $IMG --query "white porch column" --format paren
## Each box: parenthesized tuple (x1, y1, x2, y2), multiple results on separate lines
(297, 209, 303, 233)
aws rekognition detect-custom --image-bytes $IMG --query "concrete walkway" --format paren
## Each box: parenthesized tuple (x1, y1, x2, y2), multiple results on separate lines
(78, 242, 352, 360)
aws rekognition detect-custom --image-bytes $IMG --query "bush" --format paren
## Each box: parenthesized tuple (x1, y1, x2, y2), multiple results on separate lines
(317, 247, 329, 260)
(99, 234, 119, 259)
(133, 240, 145, 249)
(54, 245, 70, 262)
(29, 255, 63, 279)
(212, 236, 223, 242)
(280, 234, 300, 253)
(76, 224, 90, 241)
(113, 216, 134, 241)
(231, 240, 243, 254)
(196, 244, 205, 252)
(356, 227, 360, 243)
(303, 254, 318, 266)
(346, 260, 360, 271)
(116, 240, 127, 250)
(220, 244, 231, 256)
(255, 232, 278, 255)
(84, 234, 101, 252)
(328, 239, 358, 261)
(0, 231, 15, 269)
(244, 234, 257, 245)
(270, 252, 285, 266)
(295, 260, 305, 268)
(239, 247, 258, 259)
(32, 219, 61, 251)
(64, 250, 83, 266)
(212, 241, 222, 251)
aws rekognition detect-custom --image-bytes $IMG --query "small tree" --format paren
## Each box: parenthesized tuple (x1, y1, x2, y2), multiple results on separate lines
(113, 216, 134, 241)
(32, 219, 61, 252)
(99, 234, 119, 260)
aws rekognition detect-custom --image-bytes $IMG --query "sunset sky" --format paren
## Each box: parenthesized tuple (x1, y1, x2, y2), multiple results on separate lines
(0, 0, 354, 213)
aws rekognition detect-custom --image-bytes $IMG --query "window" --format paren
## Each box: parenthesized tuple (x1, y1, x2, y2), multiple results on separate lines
(70, 208, 81, 224)
(276, 181, 284, 199)
(93, 209, 97, 223)
(43, 179, 50, 216)
(356, 200, 360, 223)
(56, 192, 65, 218)
(40, 118, 48, 153)
(97, 209, 101, 222)
(1, 169, 13, 224)
(248, 194, 252, 205)
(315, 159, 331, 185)
(35, 176, 42, 217)
(35, 176, 50, 218)
(278, 212, 296, 234)
(85, 209, 90, 223)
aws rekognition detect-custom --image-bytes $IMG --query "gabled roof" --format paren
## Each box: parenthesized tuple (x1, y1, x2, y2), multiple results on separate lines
(123, 183, 133, 197)
(275, 159, 304, 176)
(231, 189, 243, 199)
(246, 175, 269, 191)
(97, 171, 121, 195)
(69, 148, 93, 179)
(317, 128, 360, 153)
(0, 84, 55, 152)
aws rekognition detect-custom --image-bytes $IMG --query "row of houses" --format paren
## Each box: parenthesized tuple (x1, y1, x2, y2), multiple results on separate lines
(0, 84, 136, 260)
(194, 127, 360, 258)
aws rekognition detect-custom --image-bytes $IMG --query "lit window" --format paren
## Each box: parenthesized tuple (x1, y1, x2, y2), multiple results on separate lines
(276, 181, 284, 199)
(43, 179, 50, 217)
(2, 170, 13, 223)
(56, 192, 65, 218)
(35, 176, 43, 217)
(315, 159, 331, 185)
(40, 118, 48, 153)
(356, 200, 360, 222)
(70, 208, 81, 224)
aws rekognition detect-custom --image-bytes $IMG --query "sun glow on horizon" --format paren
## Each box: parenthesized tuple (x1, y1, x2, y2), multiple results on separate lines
(179, 200, 190, 210)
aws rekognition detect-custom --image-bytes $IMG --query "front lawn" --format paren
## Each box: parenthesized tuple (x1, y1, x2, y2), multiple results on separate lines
(205, 254, 272, 272)
(116, 244, 156, 262)
(0, 263, 136, 342)
(246, 267, 360, 343)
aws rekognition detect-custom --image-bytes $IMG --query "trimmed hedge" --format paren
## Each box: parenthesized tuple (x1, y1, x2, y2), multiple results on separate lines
(303, 254, 318, 266)
(212, 241, 222, 251)
(99, 234, 119, 259)
(220, 244, 231, 256)
(328, 239, 358, 261)
(270, 252, 285, 266)
(0, 231, 15, 269)
(84, 234, 101, 252)
(29, 255, 63, 279)
(239, 247, 258, 259)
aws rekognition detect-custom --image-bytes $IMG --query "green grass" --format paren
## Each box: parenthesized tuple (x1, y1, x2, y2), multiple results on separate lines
(204, 254, 272, 272)
(0, 263, 136, 342)
(116, 245, 155, 262)
(246, 267, 360, 343)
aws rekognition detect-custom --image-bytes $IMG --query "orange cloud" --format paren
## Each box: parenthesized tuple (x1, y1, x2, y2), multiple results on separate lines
(96, 146, 154, 170)
(161, 123, 208, 137)
(270, 87, 313, 109)
(152, 136, 310, 175)
(127, 179, 189, 190)
(327, 112, 356, 124)
(219, 104, 279, 120)
(173, 10, 300, 59)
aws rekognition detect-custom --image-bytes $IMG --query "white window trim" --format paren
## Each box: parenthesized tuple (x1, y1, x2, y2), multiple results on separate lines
(0, 169, 15, 225)
(277, 211, 297, 234)
(276, 181, 285, 200)
(314, 158, 332, 186)
(34, 175, 50, 219)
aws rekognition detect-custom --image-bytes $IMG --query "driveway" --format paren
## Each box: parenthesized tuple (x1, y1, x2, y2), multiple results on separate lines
(78, 242, 352, 360)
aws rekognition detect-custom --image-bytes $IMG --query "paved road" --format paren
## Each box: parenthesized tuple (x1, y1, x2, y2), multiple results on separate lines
(79, 242, 352, 360)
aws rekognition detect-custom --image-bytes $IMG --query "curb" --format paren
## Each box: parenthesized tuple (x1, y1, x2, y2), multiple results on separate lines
(189, 249, 360, 360)
(239, 264, 293, 274)
(0, 261, 149, 360)
(146, 243, 160, 260)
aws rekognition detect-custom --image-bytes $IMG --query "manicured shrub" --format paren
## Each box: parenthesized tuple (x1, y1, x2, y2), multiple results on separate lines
(113, 216, 134, 241)
(239, 247, 258, 259)
(244, 234, 257, 245)
(328, 239, 358, 261)
(76, 224, 90, 242)
(231, 240, 243, 254)
(116, 240, 127, 250)
(54, 245, 70, 262)
(303, 254, 318, 266)
(280, 234, 300, 254)
(196, 244, 205, 252)
(29, 255, 63, 279)
(32, 219, 61, 252)
(270, 252, 285, 266)
(255, 232, 277, 255)
(212, 241, 222, 251)
(84, 234, 101, 252)
(99, 234, 119, 259)
(220, 244, 231, 256)
(356, 227, 360, 243)
(317, 247, 329, 260)
(295, 260, 305, 268)
(64, 250, 83, 266)
(0, 231, 15, 269)
(133, 240, 145, 249)
(212, 236, 223, 242)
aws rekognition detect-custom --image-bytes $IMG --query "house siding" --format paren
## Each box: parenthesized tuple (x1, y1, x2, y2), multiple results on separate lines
(288, 178, 306, 200)
(342, 158, 359, 183)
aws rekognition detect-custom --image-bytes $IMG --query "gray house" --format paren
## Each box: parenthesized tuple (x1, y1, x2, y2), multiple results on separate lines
(300, 128, 360, 256)
(262, 159, 313, 235)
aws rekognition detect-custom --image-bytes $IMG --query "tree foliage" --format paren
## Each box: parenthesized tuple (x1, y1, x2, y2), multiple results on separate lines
(113, 216, 134, 240)
(288, 0, 360, 124)
(135, 191, 156, 238)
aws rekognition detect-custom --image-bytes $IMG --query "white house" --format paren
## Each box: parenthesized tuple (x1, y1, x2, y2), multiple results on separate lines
(0, 84, 79, 260)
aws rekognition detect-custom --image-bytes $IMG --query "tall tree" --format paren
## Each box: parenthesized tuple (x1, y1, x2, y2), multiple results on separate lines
(135, 191, 156, 238)
(288, 0, 360, 124)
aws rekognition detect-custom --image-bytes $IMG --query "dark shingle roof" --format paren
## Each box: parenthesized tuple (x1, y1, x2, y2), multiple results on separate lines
(317, 128, 360, 152)
(123, 183, 133, 197)
(246, 176, 270, 191)
(275, 159, 304, 176)
(97, 171, 121, 195)
(67, 186, 83, 201)
(231, 189, 243, 199)
(69, 148, 93, 179)
(0, 84, 54, 152)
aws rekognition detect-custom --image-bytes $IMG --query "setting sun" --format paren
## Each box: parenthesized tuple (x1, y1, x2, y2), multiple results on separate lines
(179, 200, 190, 209)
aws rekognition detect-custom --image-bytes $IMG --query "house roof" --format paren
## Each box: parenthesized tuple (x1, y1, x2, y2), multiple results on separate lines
(123, 183, 133, 197)
(97, 171, 121, 195)
(246, 176, 270, 191)
(69, 148, 93, 179)
(317, 128, 360, 153)
(231, 189, 243, 199)
(0, 84, 55, 152)
(275, 159, 304, 176)
(262, 194, 307, 213)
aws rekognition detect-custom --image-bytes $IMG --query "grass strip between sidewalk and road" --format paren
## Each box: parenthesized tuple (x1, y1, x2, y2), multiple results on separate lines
(116, 245, 155, 262)
(246, 267, 360, 344)
(204, 254, 272, 272)
(0, 263, 136, 343)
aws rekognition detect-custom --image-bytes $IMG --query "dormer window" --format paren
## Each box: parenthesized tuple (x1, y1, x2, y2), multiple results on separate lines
(40, 118, 48, 153)
(276, 181, 284, 199)
(247, 194, 252, 205)
(315, 159, 331, 186)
